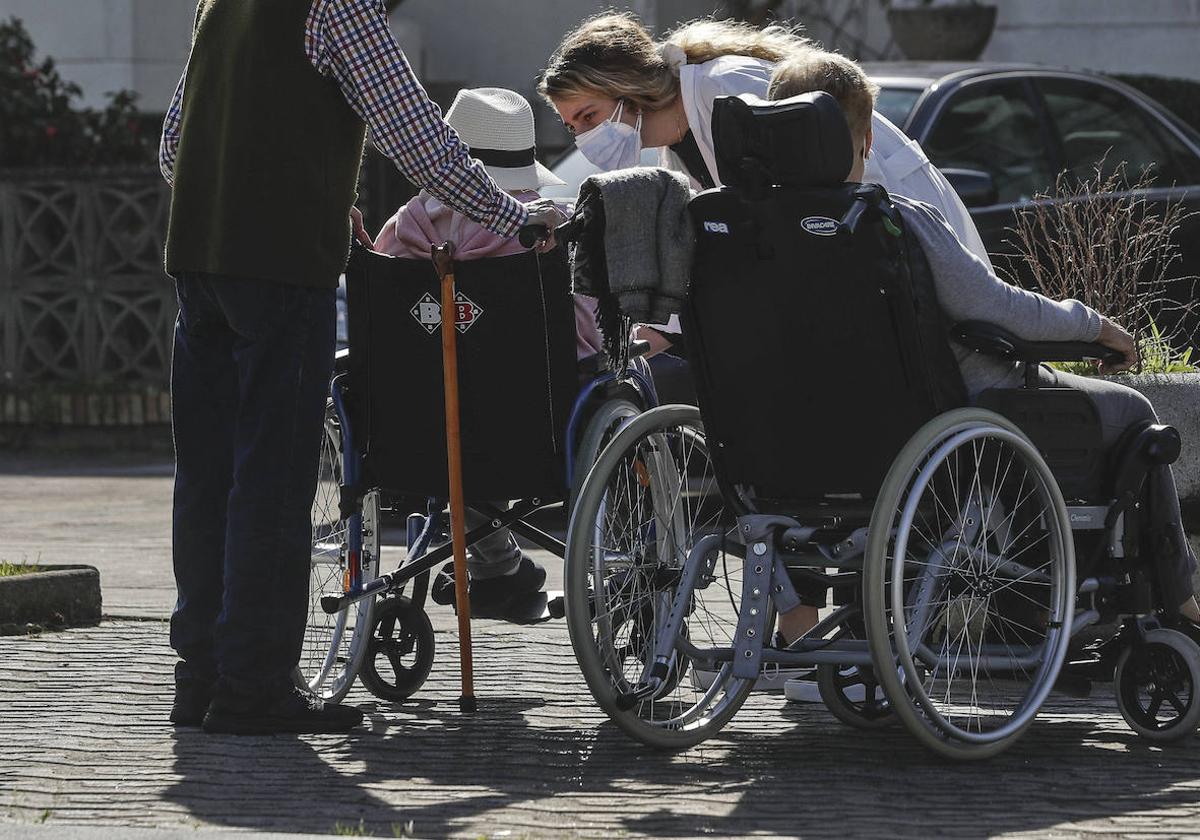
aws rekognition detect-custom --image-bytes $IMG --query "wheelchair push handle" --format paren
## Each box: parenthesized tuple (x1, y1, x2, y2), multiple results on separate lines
(518, 216, 583, 250)
(518, 224, 549, 249)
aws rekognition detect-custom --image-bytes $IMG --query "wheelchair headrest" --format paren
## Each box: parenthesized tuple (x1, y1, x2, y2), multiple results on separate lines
(712, 92, 854, 191)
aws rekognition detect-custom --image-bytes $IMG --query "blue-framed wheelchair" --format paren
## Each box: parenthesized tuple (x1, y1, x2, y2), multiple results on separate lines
(301, 241, 656, 703)
(563, 92, 1200, 759)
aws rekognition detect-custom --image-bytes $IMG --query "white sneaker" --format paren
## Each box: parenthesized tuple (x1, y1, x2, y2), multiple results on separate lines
(692, 664, 816, 693)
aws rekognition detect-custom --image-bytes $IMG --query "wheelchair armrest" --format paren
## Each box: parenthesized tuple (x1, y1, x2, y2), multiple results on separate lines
(953, 321, 1123, 365)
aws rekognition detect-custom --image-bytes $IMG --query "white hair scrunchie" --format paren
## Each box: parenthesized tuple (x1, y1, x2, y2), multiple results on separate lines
(657, 42, 687, 76)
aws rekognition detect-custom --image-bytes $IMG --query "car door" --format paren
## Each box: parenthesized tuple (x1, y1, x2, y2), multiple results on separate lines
(918, 77, 1058, 274)
(1032, 75, 1200, 348)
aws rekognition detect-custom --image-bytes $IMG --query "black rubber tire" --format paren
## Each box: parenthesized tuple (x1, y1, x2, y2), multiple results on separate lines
(1115, 628, 1200, 743)
(359, 596, 436, 702)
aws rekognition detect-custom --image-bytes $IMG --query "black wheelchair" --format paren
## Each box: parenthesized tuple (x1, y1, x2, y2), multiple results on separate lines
(563, 92, 1200, 759)
(301, 242, 657, 703)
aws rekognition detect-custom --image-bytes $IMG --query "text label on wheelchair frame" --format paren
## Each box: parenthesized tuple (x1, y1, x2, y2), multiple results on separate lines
(801, 216, 839, 236)
(702, 221, 730, 234)
(410, 291, 485, 334)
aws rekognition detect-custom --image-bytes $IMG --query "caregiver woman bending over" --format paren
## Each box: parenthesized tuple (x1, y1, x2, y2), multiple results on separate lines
(538, 11, 994, 670)
(539, 13, 989, 267)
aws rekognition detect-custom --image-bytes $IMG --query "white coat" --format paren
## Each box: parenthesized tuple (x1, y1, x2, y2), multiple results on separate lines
(660, 55, 992, 269)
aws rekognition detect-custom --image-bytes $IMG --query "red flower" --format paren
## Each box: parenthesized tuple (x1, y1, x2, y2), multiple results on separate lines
(45, 124, 58, 139)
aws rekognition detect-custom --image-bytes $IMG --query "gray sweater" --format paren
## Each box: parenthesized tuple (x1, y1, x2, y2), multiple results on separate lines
(894, 197, 1102, 397)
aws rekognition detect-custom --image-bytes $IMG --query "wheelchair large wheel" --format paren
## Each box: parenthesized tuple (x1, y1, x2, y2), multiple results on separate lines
(566, 404, 750, 749)
(298, 403, 378, 702)
(568, 391, 643, 514)
(1114, 628, 1200, 743)
(864, 408, 1075, 760)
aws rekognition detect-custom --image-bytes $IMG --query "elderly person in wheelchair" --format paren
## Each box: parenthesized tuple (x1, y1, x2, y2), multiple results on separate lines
(373, 87, 603, 615)
(562, 49, 1200, 759)
(766, 51, 1200, 648)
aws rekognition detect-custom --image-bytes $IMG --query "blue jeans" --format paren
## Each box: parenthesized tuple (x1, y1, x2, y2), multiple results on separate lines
(169, 273, 335, 691)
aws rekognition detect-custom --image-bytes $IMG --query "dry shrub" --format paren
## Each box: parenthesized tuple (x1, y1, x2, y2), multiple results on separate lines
(1000, 160, 1198, 371)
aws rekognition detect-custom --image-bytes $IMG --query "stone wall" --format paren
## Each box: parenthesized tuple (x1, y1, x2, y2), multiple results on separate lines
(0, 167, 174, 434)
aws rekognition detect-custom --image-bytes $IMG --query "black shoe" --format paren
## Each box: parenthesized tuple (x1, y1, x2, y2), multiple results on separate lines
(202, 683, 363, 736)
(170, 663, 216, 727)
(431, 557, 547, 614)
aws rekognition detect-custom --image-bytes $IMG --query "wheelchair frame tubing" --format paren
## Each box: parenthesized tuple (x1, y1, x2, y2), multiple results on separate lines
(330, 374, 367, 597)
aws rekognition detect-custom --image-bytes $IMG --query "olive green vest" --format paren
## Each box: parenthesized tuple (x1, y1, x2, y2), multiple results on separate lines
(165, 0, 368, 288)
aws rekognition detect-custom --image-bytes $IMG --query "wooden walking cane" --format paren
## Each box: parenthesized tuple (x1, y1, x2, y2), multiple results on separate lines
(431, 241, 477, 713)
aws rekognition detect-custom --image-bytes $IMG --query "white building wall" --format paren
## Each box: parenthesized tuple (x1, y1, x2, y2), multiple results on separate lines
(981, 0, 1200, 80)
(387, 0, 714, 141)
(0, 0, 192, 110)
(4, 0, 1198, 116)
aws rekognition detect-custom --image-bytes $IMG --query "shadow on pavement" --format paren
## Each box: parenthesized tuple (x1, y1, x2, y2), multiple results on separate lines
(163, 688, 1200, 839)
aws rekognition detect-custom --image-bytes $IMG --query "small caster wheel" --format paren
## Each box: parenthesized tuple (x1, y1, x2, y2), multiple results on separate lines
(817, 663, 896, 730)
(359, 596, 435, 702)
(1115, 628, 1200, 743)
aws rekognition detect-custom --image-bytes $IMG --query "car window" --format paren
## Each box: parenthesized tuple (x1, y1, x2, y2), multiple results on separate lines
(924, 80, 1055, 205)
(875, 87, 923, 132)
(1037, 77, 1200, 187)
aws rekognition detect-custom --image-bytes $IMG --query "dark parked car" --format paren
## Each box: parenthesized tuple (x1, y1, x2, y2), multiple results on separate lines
(864, 62, 1200, 346)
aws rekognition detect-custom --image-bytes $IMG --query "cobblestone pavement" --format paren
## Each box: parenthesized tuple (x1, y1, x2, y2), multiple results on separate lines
(3, 617, 1200, 839)
(4, 456, 1200, 838)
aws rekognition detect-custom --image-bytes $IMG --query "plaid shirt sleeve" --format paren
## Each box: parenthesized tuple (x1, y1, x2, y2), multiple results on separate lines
(307, 0, 528, 237)
(159, 3, 205, 187)
(159, 72, 186, 186)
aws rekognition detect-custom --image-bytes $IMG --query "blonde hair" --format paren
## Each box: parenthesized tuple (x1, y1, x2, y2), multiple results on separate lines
(538, 12, 811, 112)
(768, 51, 878, 142)
(667, 17, 811, 65)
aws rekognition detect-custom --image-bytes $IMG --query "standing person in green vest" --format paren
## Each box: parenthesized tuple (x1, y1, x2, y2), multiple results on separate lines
(160, 0, 566, 736)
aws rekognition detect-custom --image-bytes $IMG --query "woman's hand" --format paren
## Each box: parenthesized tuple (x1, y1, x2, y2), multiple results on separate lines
(349, 206, 373, 248)
(1097, 316, 1138, 374)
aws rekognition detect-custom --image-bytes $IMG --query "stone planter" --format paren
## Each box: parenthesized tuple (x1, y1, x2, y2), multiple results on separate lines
(1114, 373, 1200, 500)
(887, 4, 998, 61)
(1110, 373, 1200, 588)
(0, 564, 101, 634)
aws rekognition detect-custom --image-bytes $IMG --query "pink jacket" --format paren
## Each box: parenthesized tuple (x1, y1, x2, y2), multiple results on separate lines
(373, 190, 602, 360)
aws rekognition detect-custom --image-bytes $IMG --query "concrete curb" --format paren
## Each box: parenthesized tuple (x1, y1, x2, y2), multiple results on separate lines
(0, 565, 101, 635)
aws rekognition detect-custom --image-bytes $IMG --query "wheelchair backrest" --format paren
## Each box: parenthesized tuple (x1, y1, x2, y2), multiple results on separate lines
(343, 246, 577, 502)
(684, 94, 965, 506)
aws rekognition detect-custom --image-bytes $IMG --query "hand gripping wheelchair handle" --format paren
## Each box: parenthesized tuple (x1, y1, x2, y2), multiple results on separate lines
(953, 321, 1125, 366)
(519, 212, 587, 249)
(518, 224, 549, 249)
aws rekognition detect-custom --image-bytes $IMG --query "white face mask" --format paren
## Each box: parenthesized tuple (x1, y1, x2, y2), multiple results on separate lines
(574, 100, 643, 171)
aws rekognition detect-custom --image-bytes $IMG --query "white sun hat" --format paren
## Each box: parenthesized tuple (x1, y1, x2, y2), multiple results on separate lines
(445, 87, 566, 192)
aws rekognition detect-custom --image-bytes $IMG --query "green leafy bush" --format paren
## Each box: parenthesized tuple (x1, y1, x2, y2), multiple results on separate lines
(0, 16, 158, 167)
